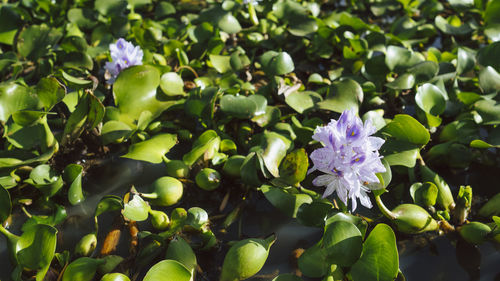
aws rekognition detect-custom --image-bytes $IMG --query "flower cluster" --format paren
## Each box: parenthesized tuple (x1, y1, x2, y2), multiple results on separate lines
(309, 109, 386, 212)
(104, 38, 143, 83)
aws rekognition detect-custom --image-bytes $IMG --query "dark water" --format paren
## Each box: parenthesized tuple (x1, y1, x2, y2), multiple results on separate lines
(1, 158, 499, 281)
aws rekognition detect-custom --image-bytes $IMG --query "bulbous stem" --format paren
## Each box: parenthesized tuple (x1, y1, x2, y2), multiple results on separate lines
(375, 194, 397, 220)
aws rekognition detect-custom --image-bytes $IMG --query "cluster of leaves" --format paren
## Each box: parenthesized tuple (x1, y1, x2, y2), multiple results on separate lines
(1, 0, 500, 280)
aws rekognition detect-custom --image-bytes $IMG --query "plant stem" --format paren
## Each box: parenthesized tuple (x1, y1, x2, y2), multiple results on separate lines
(162, 155, 170, 164)
(375, 194, 397, 220)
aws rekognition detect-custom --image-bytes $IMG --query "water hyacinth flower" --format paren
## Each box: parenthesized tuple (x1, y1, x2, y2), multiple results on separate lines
(308, 109, 386, 212)
(104, 38, 143, 83)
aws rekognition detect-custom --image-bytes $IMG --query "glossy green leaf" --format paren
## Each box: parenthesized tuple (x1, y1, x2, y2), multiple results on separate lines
(410, 182, 438, 207)
(62, 257, 105, 281)
(95, 195, 123, 217)
(435, 15, 474, 35)
(350, 224, 399, 281)
(479, 66, 500, 94)
(113, 65, 176, 126)
(122, 133, 177, 163)
(260, 185, 312, 218)
(220, 95, 258, 119)
(477, 41, 500, 72)
(100, 273, 130, 281)
(278, 148, 309, 186)
(160, 72, 185, 96)
(209, 55, 232, 73)
(17, 24, 62, 60)
(322, 221, 363, 266)
(143, 260, 192, 281)
(25, 164, 64, 198)
(298, 243, 328, 278)
(165, 237, 197, 277)
(261, 131, 292, 177)
(183, 130, 220, 166)
(0, 82, 41, 123)
(261, 51, 295, 76)
(217, 13, 241, 34)
(385, 73, 415, 90)
(385, 46, 423, 72)
(95, 0, 127, 16)
(101, 120, 133, 145)
(318, 79, 363, 113)
(415, 83, 446, 116)
(0, 6, 22, 45)
(63, 164, 84, 205)
(35, 77, 65, 111)
(296, 201, 333, 227)
(285, 91, 322, 114)
(474, 99, 500, 125)
(0, 185, 11, 223)
(457, 47, 476, 75)
(407, 61, 439, 83)
(17, 224, 57, 274)
(380, 114, 430, 146)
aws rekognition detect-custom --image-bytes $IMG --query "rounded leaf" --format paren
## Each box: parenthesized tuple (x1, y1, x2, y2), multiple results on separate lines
(143, 260, 192, 281)
(322, 221, 363, 266)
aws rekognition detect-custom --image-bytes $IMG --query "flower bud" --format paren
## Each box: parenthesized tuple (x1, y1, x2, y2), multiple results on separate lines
(75, 233, 97, 257)
(458, 222, 491, 245)
(220, 235, 276, 281)
(392, 204, 438, 234)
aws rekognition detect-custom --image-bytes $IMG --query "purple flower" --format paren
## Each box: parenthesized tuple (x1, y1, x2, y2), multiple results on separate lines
(104, 38, 143, 83)
(308, 109, 386, 212)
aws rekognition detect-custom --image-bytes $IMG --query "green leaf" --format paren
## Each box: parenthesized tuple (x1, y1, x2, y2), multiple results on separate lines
(380, 114, 430, 146)
(479, 66, 500, 94)
(380, 139, 419, 167)
(297, 243, 328, 278)
(260, 185, 312, 218)
(385, 46, 423, 72)
(318, 79, 363, 113)
(260, 51, 295, 76)
(36, 77, 65, 111)
(160, 72, 185, 96)
(261, 131, 292, 177)
(0, 82, 41, 123)
(17, 24, 62, 60)
(165, 237, 197, 277)
(101, 120, 133, 145)
(143, 260, 192, 281)
(67, 8, 97, 29)
(485, 0, 500, 25)
(296, 201, 333, 227)
(217, 13, 241, 34)
(209, 55, 232, 73)
(17, 224, 57, 273)
(457, 47, 476, 75)
(350, 224, 399, 281)
(0, 6, 22, 45)
(122, 133, 177, 163)
(477, 41, 500, 72)
(407, 61, 439, 83)
(123, 194, 150, 221)
(114, 65, 176, 126)
(285, 91, 322, 114)
(62, 257, 105, 281)
(278, 148, 309, 186)
(183, 130, 220, 166)
(435, 15, 474, 35)
(0, 185, 11, 223)
(385, 73, 415, 90)
(25, 164, 64, 198)
(95, 195, 123, 217)
(322, 221, 363, 266)
(474, 99, 500, 125)
(95, 0, 127, 16)
(63, 164, 85, 205)
(220, 95, 258, 119)
(415, 83, 446, 116)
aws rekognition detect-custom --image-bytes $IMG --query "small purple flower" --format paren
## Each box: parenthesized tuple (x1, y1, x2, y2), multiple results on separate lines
(104, 38, 143, 83)
(308, 109, 386, 212)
